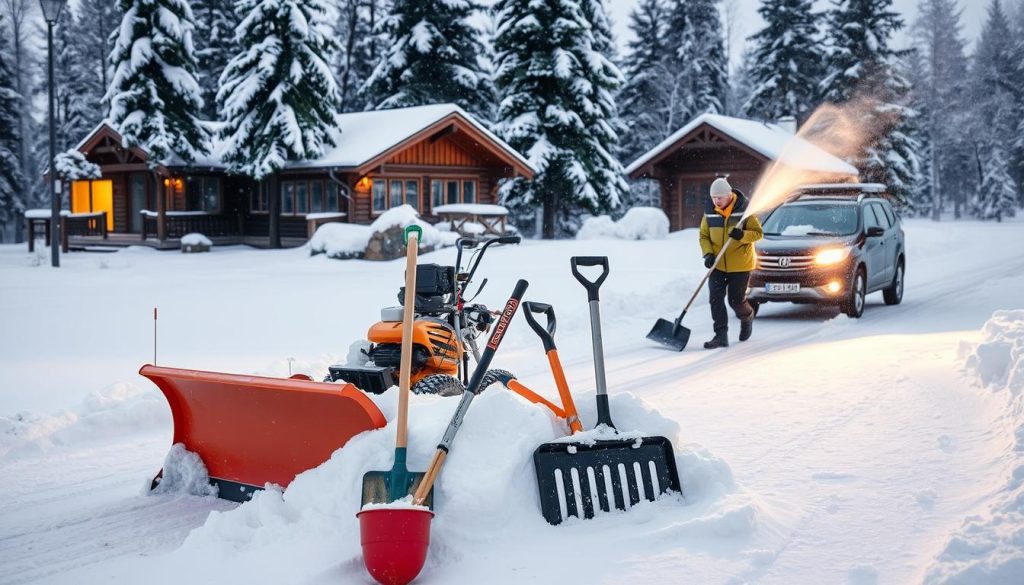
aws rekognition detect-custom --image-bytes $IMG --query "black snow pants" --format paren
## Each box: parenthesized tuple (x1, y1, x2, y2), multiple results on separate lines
(708, 270, 753, 333)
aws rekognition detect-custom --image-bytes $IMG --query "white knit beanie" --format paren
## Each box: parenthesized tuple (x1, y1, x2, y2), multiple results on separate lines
(710, 178, 732, 197)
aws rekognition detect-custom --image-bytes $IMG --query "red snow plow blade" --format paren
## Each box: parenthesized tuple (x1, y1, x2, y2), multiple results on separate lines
(141, 364, 387, 502)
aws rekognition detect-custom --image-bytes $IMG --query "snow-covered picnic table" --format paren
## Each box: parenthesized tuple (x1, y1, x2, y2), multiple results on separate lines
(432, 204, 509, 235)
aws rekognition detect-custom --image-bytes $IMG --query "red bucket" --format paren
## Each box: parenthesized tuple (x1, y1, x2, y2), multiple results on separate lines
(357, 508, 434, 585)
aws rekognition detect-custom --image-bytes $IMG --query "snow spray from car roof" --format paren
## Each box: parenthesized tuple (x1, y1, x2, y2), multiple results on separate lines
(746, 93, 900, 217)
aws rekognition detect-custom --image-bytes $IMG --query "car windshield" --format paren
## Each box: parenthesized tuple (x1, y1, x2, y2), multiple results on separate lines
(762, 204, 859, 236)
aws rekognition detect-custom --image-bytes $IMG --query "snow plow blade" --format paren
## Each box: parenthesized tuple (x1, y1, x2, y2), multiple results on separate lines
(141, 364, 387, 502)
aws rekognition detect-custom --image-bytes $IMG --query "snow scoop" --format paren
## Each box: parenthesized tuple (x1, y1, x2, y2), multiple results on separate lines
(411, 278, 530, 505)
(142, 365, 386, 502)
(534, 257, 681, 525)
(361, 225, 434, 509)
(493, 302, 583, 433)
(647, 232, 738, 351)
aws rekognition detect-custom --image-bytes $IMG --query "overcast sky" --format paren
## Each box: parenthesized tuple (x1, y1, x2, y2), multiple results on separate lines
(605, 0, 1010, 67)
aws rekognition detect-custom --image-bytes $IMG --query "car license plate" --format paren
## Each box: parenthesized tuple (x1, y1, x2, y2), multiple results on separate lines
(766, 283, 801, 294)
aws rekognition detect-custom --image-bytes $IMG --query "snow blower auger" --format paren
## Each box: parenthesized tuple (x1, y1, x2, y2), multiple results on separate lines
(328, 235, 522, 398)
(141, 365, 386, 502)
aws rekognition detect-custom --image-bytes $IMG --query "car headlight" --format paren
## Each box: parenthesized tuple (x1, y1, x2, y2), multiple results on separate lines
(815, 247, 851, 265)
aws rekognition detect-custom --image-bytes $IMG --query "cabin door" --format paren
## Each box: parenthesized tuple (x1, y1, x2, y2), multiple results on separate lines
(71, 180, 114, 231)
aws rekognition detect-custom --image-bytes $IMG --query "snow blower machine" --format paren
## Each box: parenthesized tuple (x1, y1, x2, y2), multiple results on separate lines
(142, 234, 522, 502)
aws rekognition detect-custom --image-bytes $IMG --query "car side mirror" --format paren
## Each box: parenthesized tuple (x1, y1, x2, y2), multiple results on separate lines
(865, 226, 885, 237)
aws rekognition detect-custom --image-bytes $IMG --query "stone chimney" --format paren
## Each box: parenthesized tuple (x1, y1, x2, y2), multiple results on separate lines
(777, 115, 797, 134)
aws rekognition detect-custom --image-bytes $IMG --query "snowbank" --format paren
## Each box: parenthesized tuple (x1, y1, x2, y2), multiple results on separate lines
(134, 387, 761, 584)
(309, 205, 459, 259)
(925, 310, 1024, 583)
(180, 233, 212, 247)
(577, 207, 669, 240)
(0, 382, 167, 459)
(150, 443, 218, 497)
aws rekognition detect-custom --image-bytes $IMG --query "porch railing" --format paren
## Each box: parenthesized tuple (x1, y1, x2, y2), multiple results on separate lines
(141, 211, 242, 240)
(61, 212, 108, 252)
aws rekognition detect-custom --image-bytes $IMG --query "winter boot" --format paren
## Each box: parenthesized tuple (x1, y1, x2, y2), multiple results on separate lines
(703, 330, 729, 349)
(739, 315, 754, 342)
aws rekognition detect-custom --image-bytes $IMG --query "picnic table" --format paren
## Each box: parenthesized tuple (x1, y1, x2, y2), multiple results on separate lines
(432, 204, 509, 235)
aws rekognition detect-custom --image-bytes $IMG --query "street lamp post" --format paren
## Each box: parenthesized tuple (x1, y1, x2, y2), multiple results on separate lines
(39, 0, 67, 268)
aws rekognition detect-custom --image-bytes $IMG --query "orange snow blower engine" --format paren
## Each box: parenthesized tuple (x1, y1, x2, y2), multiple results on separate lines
(327, 236, 522, 396)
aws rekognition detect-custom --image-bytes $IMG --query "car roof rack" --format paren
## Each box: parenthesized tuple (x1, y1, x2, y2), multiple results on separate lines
(785, 183, 889, 204)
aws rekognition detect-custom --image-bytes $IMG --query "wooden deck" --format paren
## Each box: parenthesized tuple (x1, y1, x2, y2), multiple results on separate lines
(62, 233, 308, 251)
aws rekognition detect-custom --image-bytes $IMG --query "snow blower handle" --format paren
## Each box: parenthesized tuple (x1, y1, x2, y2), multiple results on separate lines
(571, 256, 610, 302)
(522, 302, 557, 352)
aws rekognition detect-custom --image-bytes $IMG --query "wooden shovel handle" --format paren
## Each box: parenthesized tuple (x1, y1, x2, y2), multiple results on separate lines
(396, 230, 419, 450)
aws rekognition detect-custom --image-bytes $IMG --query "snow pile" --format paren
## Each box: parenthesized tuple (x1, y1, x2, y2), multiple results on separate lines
(577, 207, 669, 240)
(135, 387, 761, 584)
(310, 205, 459, 259)
(150, 443, 218, 498)
(0, 383, 167, 459)
(180, 233, 212, 247)
(925, 310, 1024, 583)
(308, 223, 373, 259)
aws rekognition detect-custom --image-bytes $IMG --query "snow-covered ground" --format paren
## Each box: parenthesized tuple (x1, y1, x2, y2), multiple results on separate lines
(1, 218, 1023, 584)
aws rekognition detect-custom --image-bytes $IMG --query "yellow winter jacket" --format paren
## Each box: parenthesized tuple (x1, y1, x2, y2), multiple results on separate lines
(699, 189, 764, 273)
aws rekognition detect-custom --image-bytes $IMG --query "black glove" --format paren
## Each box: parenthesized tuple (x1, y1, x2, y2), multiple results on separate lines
(729, 227, 744, 241)
(703, 254, 715, 269)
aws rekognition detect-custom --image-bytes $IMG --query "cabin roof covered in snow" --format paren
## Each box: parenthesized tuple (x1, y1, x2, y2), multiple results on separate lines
(74, 105, 534, 177)
(625, 114, 859, 177)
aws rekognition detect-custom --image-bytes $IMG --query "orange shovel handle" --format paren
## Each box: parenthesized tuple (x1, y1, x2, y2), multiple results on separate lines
(546, 349, 583, 433)
(505, 378, 566, 418)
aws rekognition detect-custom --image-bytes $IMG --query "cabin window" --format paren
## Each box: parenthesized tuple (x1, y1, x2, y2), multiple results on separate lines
(428, 178, 479, 211)
(280, 179, 337, 215)
(251, 182, 270, 213)
(184, 176, 221, 213)
(372, 178, 421, 213)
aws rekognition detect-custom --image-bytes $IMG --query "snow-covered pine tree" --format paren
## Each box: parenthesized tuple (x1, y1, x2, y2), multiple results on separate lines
(72, 0, 122, 123)
(334, 0, 387, 112)
(55, 8, 94, 150)
(975, 144, 1017, 220)
(912, 0, 972, 220)
(743, 0, 824, 123)
(970, 0, 1020, 217)
(0, 12, 26, 233)
(1006, 0, 1024, 205)
(361, 0, 494, 121)
(106, 0, 208, 165)
(192, 0, 237, 120)
(664, 0, 728, 122)
(820, 0, 920, 204)
(218, 0, 340, 178)
(618, 0, 672, 165)
(493, 0, 627, 238)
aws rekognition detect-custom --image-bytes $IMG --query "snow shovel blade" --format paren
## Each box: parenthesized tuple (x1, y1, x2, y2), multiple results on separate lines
(533, 437, 681, 525)
(141, 364, 386, 502)
(361, 454, 434, 509)
(646, 317, 690, 351)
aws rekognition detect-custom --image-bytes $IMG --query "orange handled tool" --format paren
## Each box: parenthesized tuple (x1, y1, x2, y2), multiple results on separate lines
(501, 302, 583, 434)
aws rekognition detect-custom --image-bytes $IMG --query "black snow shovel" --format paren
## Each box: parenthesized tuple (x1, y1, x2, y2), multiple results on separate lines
(647, 235, 737, 351)
(533, 257, 681, 525)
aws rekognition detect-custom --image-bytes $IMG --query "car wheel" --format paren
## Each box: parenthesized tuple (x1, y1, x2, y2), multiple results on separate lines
(843, 268, 866, 318)
(883, 259, 904, 305)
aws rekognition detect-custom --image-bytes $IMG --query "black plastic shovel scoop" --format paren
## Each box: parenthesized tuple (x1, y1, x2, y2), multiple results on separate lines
(534, 257, 681, 525)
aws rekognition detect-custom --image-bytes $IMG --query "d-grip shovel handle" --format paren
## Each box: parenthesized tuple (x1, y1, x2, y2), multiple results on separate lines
(413, 279, 529, 505)
(522, 301, 557, 352)
(571, 256, 609, 301)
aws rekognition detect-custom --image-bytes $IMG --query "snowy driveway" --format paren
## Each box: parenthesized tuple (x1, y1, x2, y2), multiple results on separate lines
(1, 218, 1022, 584)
